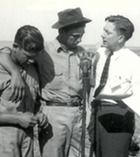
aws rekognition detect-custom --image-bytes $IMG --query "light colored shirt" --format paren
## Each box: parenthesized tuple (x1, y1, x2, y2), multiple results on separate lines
(90, 47, 140, 115)
(0, 47, 40, 113)
(40, 39, 86, 103)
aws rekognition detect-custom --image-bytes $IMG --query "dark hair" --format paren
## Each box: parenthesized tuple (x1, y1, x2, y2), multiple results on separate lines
(105, 15, 134, 41)
(14, 25, 44, 52)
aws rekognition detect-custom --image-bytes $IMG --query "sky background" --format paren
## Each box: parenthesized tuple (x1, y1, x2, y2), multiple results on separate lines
(0, 0, 140, 47)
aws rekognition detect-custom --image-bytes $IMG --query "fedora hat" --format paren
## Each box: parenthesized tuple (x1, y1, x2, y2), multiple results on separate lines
(52, 7, 91, 29)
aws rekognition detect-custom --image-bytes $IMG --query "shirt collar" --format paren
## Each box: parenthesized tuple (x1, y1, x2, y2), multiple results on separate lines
(112, 46, 127, 60)
(51, 38, 68, 53)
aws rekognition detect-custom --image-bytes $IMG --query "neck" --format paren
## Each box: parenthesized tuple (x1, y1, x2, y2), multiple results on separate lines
(110, 43, 125, 52)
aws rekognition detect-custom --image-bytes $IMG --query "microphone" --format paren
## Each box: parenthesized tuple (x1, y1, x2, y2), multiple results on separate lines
(80, 57, 91, 74)
(79, 51, 93, 76)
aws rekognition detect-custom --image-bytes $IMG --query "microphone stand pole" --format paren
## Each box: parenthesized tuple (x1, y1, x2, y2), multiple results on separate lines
(80, 57, 91, 157)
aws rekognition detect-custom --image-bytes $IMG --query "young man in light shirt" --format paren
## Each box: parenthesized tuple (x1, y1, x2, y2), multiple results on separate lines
(0, 25, 48, 157)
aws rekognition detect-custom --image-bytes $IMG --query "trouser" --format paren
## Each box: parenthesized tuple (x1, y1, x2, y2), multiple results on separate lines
(0, 126, 33, 157)
(89, 100, 134, 157)
(41, 106, 93, 157)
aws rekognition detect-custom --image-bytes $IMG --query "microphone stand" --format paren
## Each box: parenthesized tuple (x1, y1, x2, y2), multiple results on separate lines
(80, 56, 92, 157)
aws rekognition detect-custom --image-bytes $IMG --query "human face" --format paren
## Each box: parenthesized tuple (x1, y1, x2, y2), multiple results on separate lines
(101, 21, 122, 51)
(14, 48, 39, 66)
(64, 26, 85, 49)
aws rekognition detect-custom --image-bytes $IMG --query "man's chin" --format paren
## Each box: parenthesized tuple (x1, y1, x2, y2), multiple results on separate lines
(101, 41, 109, 48)
(71, 45, 77, 48)
(68, 46, 77, 50)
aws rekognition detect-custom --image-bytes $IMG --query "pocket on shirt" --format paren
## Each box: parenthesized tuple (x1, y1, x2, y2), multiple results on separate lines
(110, 75, 131, 93)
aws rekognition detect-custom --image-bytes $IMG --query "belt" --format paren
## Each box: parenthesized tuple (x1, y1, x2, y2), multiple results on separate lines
(100, 101, 117, 106)
(91, 100, 117, 108)
(45, 100, 82, 107)
(91, 100, 126, 108)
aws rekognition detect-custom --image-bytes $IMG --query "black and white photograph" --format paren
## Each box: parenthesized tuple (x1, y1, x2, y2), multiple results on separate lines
(0, 0, 140, 157)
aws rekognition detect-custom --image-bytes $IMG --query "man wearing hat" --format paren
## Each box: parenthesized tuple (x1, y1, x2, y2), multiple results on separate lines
(38, 7, 93, 157)
(0, 7, 93, 157)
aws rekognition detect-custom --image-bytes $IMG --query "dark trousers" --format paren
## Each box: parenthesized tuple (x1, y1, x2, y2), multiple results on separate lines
(89, 100, 134, 157)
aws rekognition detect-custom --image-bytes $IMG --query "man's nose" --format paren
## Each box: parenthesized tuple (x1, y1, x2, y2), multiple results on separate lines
(77, 37, 82, 43)
(101, 31, 106, 39)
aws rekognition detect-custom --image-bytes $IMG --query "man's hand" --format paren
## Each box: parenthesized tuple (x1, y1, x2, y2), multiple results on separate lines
(0, 52, 25, 102)
(17, 112, 38, 128)
(10, 71, 25, 102)
(36, 112, 49, 129)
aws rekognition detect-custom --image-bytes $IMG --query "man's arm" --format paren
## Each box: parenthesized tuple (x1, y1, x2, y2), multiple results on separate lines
(0, 112, 38, 128)
(0, 52, 25, 102)
(96, 93, 132, 100)
(0, 98, 38, 128)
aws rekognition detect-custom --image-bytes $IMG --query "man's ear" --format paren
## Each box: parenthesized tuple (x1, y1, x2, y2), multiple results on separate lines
(13, 43, 20, 54)
(118, 35, 125, 44)
(13, 43, 19, 48)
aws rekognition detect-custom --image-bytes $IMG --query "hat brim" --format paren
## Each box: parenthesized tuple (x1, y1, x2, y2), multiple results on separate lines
(52, 17, 91, 29)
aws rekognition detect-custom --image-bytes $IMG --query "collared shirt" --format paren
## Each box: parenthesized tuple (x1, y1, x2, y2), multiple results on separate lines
(0, 47, 40, 113)
(40, 39, 86, 103)
(90, 47, 140, 115)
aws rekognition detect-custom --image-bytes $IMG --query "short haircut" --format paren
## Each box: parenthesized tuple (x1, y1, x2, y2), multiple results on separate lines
(14, 25, 44, 52)
(105, 15, 134, 41)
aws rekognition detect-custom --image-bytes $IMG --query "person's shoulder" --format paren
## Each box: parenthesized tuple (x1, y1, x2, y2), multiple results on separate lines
(123, 48, 140, 60)
(44, 39, 60, 54)
(121, 48, 140, 67)
(44, 41, 52, 52)
(0, 47, 12, 54)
